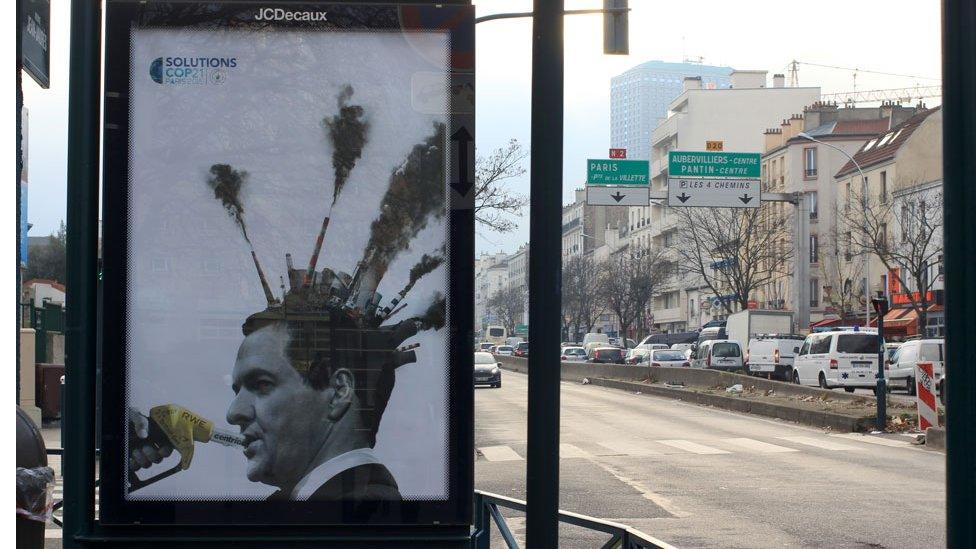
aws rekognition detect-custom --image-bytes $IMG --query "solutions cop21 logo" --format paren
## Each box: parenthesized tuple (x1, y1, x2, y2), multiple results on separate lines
(150, 56, 238, 86)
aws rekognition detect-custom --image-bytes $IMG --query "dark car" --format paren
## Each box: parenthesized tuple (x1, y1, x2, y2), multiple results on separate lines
(514, 341, 529, 357)
(589, 347, 625, 364)
(474, 351, 502, 388)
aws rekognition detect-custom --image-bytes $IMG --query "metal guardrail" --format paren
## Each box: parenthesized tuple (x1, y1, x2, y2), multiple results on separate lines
(472, 490, 678, 549)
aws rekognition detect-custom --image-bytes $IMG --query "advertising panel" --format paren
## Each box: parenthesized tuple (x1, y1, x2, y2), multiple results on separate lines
(100, 1, 473, 526)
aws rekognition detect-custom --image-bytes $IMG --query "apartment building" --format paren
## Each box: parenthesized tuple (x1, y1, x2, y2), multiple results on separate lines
(562, 188, 627, 259)
(760, 101, 919, 323)
(641, 71, 820, 332)
(474, 251, 509, 334)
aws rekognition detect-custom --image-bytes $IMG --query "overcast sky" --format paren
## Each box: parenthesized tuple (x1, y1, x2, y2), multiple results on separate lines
(22, 0, 942, 255)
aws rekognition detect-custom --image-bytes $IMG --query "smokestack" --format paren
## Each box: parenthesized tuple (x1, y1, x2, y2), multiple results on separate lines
(304, 217, 330, 286)
(251, 250, 276, 305)
(773, 73, 785, 88)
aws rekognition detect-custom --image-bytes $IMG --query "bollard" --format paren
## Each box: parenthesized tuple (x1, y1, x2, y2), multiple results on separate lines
(16, 406, 50, 549)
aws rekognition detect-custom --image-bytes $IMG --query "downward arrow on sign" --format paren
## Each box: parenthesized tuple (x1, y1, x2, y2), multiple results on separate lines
(739, 194, 753, 204)
(610, 192, 626, 203)
(676, 192, 691, 203)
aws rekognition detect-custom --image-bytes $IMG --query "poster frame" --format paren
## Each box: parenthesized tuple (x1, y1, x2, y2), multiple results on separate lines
(98, 0, 474, 528)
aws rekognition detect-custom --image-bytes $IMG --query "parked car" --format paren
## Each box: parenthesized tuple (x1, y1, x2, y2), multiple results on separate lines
(583, 333, 611, 357)
(691, 340, 744, 372)
(494, 345, 514, 356)
(746, 334, 805, 381)
(474, 351, 502, 388)
(478, 342, 494, 352)
(648, 349, 691, 368)
(514, 341, 530, 357)
(639, 331, 699, 347)
(625, 347, 652, 364)
(886, 338, 944, 395)
(792, 330, 883, 392)
(670, 342, 694, 353)
(589, 347, 625, 364)
(884, 342, 902, 363)
(560, 346, 587, 362)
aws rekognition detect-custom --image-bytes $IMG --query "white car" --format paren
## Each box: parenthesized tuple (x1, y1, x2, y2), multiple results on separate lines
(560, 346, 587, 362)
(886, 338, 944, 395)
(793, 330, 882, 392)
(648, 349, 691, 368)
(494, 345, 514, 356)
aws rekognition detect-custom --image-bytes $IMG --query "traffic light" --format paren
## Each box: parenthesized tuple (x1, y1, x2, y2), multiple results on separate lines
(871, 294, 889, 317)
(603, 0, 628, 55)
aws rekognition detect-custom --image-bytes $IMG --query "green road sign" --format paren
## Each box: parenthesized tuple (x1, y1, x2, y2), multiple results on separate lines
(515, 324, 528, 335)
(586, 159, 649, 185)
(668, 151, 761, 178)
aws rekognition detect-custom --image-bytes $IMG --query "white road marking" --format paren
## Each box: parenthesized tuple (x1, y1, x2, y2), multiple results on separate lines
(656, 439, 731, 455)
(478, 445, 524, 461)
(721, 438, 799, 453)
(831, 433, 913, 448)
(591, 460, 691, 518)
(597, 440, 663, 456)
(777, 436, 862, 451)
(559, 443, 590, 459)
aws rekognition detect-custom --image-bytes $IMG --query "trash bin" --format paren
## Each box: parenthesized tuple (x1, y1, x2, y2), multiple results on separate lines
(17, 406, 53, 549)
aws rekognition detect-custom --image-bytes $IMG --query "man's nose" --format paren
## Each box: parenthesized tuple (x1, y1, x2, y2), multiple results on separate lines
(226, 391, 254, 427)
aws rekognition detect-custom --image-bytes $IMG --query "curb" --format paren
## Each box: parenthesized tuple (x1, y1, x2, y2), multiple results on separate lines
(586, 377, 874, 432)
(925, 427, 946, 450)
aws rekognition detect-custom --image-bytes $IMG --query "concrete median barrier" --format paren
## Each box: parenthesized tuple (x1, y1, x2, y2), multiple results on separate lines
(497, 356, 880, 432)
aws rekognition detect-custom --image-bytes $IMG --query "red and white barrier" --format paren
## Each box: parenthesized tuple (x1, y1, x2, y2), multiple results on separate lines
(915, 362, 938, 430)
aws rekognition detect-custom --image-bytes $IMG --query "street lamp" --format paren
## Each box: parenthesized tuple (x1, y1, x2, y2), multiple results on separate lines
(797, 132, 871, 327)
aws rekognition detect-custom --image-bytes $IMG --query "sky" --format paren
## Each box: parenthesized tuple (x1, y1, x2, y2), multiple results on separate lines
(22, 0, 943, 256)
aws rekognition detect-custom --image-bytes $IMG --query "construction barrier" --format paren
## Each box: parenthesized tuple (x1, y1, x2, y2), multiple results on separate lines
(915, 362, 939, 430)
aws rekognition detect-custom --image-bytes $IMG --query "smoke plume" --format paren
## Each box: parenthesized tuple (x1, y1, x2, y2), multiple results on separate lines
(207, 164, 251, 241)
(397, 250, 445, 299)
(325, 84, 369, 205)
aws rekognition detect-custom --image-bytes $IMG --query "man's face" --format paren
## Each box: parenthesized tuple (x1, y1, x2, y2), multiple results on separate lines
(226, 325, 334, 487)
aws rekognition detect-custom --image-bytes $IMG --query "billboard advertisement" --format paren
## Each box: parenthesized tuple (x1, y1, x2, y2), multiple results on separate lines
(100, 1, 473, 526)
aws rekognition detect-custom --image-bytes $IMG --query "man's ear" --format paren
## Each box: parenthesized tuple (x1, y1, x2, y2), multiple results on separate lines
(327, 369, 355, 421)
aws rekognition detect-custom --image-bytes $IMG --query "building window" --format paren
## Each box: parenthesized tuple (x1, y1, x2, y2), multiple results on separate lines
(810, 235, 819, 264)
(810, 278, 820, 308)
(804, 147, 818, 178)
(879, 171, 888, 203)
(809, 192, 818, 219)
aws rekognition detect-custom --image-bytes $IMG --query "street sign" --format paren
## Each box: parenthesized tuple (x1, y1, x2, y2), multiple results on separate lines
(515, 323, 528, 335)
(668, 151, 761, 179)
(21, 0, 50, 88)
(667, 177, 761, 208)
(706, 140, 723, 151)
(609, 148, 627, 158)
(586, 159, 649, 185)
(587, 185, 649, 206)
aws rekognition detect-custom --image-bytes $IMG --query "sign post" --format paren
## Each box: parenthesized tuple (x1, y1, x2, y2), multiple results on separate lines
(872, 295, 889, 430)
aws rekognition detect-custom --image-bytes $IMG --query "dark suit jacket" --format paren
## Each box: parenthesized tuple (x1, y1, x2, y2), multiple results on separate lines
(268, 462, 401, 501)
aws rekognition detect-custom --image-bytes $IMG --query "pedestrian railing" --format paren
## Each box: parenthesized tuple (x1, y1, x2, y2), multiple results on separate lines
(472, 490, 678, 549)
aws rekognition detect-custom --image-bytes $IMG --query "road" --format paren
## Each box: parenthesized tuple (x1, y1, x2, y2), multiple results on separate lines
(475, 370, 945, 548)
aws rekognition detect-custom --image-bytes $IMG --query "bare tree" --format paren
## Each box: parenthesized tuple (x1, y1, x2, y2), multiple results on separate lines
(488, 285, 526, 336)
(475, 139, 528, 233)
(597, 244, 672, 342)
(839, 178, 943, 328)
(818, 209, 865, 317)
(672, 205, 793, 314)
(561, 254, 602, 341)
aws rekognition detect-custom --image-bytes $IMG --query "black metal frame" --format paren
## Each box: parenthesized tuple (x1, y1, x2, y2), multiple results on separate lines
(472, 491, 677, 549)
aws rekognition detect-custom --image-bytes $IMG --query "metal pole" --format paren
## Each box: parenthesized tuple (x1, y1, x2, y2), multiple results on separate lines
(63, 0, 102, 545)
(943, 0, 976, 545)
(526, 0, 563, 545)
(876, 312, 886, 431)
(793, 192, 811, 332)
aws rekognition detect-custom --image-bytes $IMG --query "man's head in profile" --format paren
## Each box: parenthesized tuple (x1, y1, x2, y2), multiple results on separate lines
(226, 311, 414, 501)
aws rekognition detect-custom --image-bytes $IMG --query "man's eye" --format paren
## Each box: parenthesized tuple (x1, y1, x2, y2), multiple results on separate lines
(252, 379, 274, 393)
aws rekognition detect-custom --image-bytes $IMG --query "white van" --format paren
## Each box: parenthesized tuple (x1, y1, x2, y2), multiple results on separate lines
(746, 335, 805, 381)
(793, 330, 883, 392)
(886, 338, 944, 395)
(582, 332, 610, 357)
(691, 340, 744, 372)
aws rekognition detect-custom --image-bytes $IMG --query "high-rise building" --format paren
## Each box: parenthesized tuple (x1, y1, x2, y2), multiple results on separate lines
(610, 60, 733, 160)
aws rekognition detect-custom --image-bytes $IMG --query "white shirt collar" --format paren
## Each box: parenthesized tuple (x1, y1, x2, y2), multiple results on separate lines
(291, 447, 381, 500)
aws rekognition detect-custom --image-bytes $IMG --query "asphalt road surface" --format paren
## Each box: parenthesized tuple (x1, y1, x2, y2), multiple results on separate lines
(475, 371, 945, 549)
